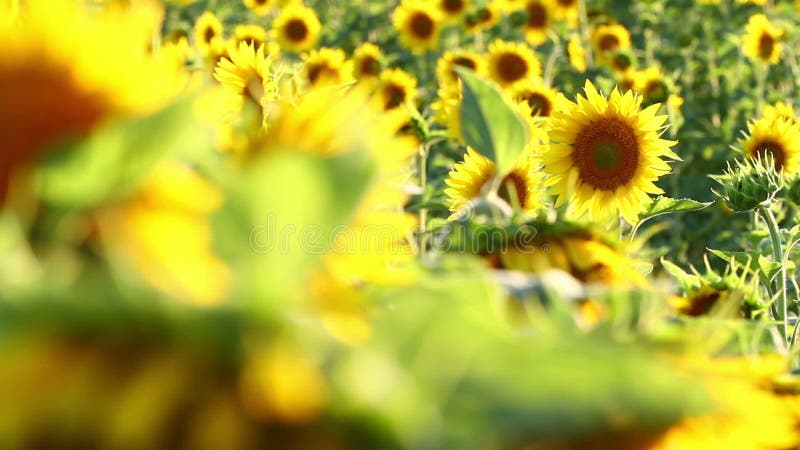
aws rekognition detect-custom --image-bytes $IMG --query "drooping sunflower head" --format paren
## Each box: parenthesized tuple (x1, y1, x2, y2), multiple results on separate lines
(567, 33, 586, 72)
(374, 68, 418, 112)
(444, 148, 544, 217)
(486, 39, 542, 88)
(510, 79, 564, 120)
(742, 13, 783, 64)
(272, 3, 321, 53)
(351, 42, 383, 81)
(438, 0, 470, 22)
(193, 11, 223, 53)
(542, 80, 679, 225)
(762, 101, 795, 123)
(521, 0, 553, 46)
(739, 116, 800, 175)
(591, 23, 631, 63)
(244, 0, 274, 16)
(435, 50, 486, 90)
(301, 47, 354, 88)
(393, 0, 443, 54)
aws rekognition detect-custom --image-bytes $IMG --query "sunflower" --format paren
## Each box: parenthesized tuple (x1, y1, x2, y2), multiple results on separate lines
(438, 0, 470, 23)
(302, 47, 353, 88)
(542, 80, 679, 225)
(521, 0, 553, 46)
(486, 39, 542, 88)
(272, 3, 321, 52)
(214, 42, 275, 114)
(634, 66, 673, 105)
(374, 68, 418, 112)
(762, 101, 795, 122)
(462, 1, 502, 32)
(243, 0, 274, 16)
(567, 33, 587, 72)
(618, 67, 640, 93)
(393, 0, 443, 54)
(510, 79, 563, 119)
(431, 84, 464, 141)
(739, 117, 800, 175)
(193, 11, 224, 54)
(591, 23, 631, 64)
(444, 148, 543, 216)
(0, 0, 179, 200)
(552, 0, 578, 25)
(435, 50, 485, 90)
(352, 42, 383, 81)
(233, 24, 268, 50)
(742, 13, 783, 64)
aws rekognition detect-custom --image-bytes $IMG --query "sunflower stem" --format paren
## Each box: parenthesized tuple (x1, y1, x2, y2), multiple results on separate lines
(759, 205, 789, 344)
(576, 0, 593, 68)
(755, 64, 767, 114)
(419, 143, 430, 259)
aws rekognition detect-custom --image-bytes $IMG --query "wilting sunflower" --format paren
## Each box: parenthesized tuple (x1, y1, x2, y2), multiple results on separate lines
(567, 33, 587, 72)
(351, 42, 383, 81)
(0, 0, 179, 200)
(511, 79, 563, 119)
(435, 50, 486, 90)
(742, 13, 783, 64)
(591, 23, 631, 64)
(193, 11, 224, 54)
(438, 0, 470, 23)
(374, 68, 418, 112)
(302, 48, 353, 88)
(393, 0, 443, 54)
(444, 148, 543, 216)
(272, 3, 321, 52)
(244, 0, 274, 16)
(739, 117, 800, 175)
(543, 80, 679, 225)
(521, 0, 553, 46)
(486, 39, 542, 88)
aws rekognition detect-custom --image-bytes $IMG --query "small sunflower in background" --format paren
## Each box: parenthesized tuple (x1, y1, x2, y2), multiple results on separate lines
(444, 148, 543, 216)
(374, 68, 418, 112)
(438, 0, 470, 23)
(542, 80, 679, 225)
(301, 48, 353, 88)
(567, 33, 586, 72)
(393, 0, 443, 54)
(435, 50, 486, 90)
(551, 0, 578, 25)
(272, 3, 321, 53)
(591, 23, 631, 65)
(742, 14, 783, 64)
(213, 42, 276, 133)
(510, 79, 564, 120)
(243, 0, 274, 16)
(663, 258, 755, 318)
(352, 42, 383, 81)
(739, 117, 800, 175)
(486, 39, 542, 88)
(194, 11, 224, 54)
(233, 24, 268, 49)
(462, 1, 501, 33)
(762, 101, 795, 122)
(521, 0, 553, 46)
(634, 66, 673, 105)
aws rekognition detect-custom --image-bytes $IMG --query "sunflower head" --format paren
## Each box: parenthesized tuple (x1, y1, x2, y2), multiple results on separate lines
(462, 2, 501, 32)
(740, 116, 800, 175)
(567, 33, 587, 72)
(302, 48, 354, 88)
(374, 68, 418, 111)
(591, 23, 631, 64)
(762, 101, 795, 123)
(511, 80, 564, 119)
(438, 0, 470, 22)
(742, 13, 783, 64)
(435, 50, 486, 90)
(521, 0, 552, 46)
(542, 80, 679, 225)
(214, 42, 274, 111)
(393, 0, 443, 54)
(272, 4, 321, 53)
(233, 24, 268, 50)
(352, 42, 383, 80)
(486, 39, 542, 88)
(193, 11, 224, 53)
(244, 0, 274, 16)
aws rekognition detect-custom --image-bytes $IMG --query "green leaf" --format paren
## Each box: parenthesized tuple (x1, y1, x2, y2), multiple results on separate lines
(37, 97, 208, 209)
(457, 67, 528, 177)
(632, 197, 712, 237)
(660, 259, 698, 290)
(708, 249, 780, 286)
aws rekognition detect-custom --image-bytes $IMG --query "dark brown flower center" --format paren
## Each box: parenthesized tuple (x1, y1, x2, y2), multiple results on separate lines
(498, 171, 529, 207)
(683, 290, 722, 316)
(598, 33, 620, 52)
(358, 56, 380, 77)
(307, 63, 336, 85)
(557, 0, 576, 6)
(753, 139, 786, 171)
(383, 83, 407, 110)
(204, 26, 216, 44)
(644, 80, 667, 103)
(409, 12, 435, 39)
(525, 92, 552, 116)
(285, 19, 309, 42)
(442, 0, 465, 13)
(758, 33, 775, 59)
(496, 52, 528, 84)
(572, 117, 640, 190)
(526, 2, 547, 28)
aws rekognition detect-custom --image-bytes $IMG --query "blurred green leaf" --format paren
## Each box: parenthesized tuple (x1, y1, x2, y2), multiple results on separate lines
(457, 68, 528, 177)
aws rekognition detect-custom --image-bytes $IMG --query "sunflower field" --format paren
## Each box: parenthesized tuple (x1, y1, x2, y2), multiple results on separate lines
(9, 0, 800, 448)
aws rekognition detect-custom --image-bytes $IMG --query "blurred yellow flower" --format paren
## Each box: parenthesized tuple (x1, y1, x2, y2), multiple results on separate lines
(486, 39, 542, 88)
(302, 47, 354, 88)
(393, 0, 443, 54)
(272, 3, 321, 52)
(742, 14, 783, 64)
(567, 33, 587, 72)
(740, 116, 800, 175)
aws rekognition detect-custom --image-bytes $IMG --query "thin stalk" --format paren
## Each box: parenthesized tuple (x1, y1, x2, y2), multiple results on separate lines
(759, 205, 789, 344)
(577, 0, 593, 68)
(418, 143, 430, 259)
(755, 64, 767, 114)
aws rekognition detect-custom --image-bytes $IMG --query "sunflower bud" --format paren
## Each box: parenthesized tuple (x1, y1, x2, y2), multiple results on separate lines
(712, 156, 783, 212)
